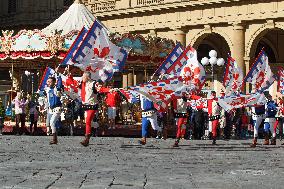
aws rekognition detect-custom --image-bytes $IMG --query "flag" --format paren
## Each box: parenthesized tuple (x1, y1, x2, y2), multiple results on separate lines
(60, 27, 88, 66)
(129, 45, 205, 112)
(278, 68, 284, 95)
(38, 67, 82, 99)
(119, 89, 140, 103)
(153, 43, 183, 76)
(223, 55, 243, 96)
(38, 67, 55, 91)
(242, 49, 277, 93)
(72, 20, 128, 81)
(166, 45, 197, 76)
(179, 45, 205, 92)
(217, 93, 266, 112)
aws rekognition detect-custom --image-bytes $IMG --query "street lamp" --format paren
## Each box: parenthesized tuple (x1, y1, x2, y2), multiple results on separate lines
(24, 71, 35, 94)
(201, 50, 225, 90)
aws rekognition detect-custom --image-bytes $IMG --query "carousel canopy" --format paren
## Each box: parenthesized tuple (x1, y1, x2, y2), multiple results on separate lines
(42, 0, 95, 36)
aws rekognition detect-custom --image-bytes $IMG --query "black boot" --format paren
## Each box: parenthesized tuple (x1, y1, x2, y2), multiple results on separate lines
(49, 133, 58, 145)
(212, 137, 217, 145)
(80, 134, 90, 147)
(250, 137, 257, 148)
(173, 139, 180, 147)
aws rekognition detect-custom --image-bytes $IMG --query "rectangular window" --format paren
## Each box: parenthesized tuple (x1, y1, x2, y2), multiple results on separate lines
(8, 0, 17, 14)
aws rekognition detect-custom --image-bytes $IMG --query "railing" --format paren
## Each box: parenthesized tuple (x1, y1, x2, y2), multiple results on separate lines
(89, 1, 116, 12)
(136, 0, 165, 6)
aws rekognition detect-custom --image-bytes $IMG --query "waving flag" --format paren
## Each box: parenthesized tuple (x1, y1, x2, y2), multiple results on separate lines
(60, 27, 88, 66)
(38, 67, 55, 91)
(242, 49, 277, 93)
(223, 55, 244, 96)
(119, 89, 140, 103)
(166, 45, 197, 76)
(153, 43, 183, 76)
(130, 47, 205, 112)
(72, 20, 128, 81)
(278, 68, 284, 95)
(217, 93, 266, 111)
(38, 67, 82, 99)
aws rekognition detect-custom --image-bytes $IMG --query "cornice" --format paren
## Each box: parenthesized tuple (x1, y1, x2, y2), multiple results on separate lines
(94, 0, 243, 18)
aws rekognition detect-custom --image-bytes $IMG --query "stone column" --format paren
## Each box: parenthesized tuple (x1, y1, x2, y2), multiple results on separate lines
(127, 73, 133, 87)
(133, 75, 137, 86)
(122, 74, 128, 88)
(231, 24, 245, 92)
(231, 24, 245, 77)
(175, 29, 186, 46)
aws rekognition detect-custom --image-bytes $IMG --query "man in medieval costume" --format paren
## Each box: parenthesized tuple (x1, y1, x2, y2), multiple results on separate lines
(263, 94, 278, 145)
(138, 94, 162, 145)
(172, 93, 188, 147)
(207, 91, 221, 145)
(45, 75, 63, 145)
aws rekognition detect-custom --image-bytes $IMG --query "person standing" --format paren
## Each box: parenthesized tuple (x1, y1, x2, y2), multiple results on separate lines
(263, 94, 278, 145)
(14, 92, 28, 135)
(45, 75, 63, 145)
(105, 87, 119, 130)
(207, 91, 221, 145)
(249, 104, 265, 147)
(172, 94, 188, 147)
(138, 94, 162, 145)
(28, 94, 39, 135)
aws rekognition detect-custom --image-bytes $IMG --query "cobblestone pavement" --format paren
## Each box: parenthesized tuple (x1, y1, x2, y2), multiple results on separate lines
(0, 136, 284, 189)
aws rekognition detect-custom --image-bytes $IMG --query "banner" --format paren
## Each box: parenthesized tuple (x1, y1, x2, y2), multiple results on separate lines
(217, 93, 266, 112)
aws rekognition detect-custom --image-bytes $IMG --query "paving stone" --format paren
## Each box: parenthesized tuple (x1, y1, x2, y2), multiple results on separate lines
(0, 136, 284, 188)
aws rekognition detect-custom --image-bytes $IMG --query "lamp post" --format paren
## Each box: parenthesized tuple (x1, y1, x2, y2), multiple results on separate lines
(201, 50, 225, 91)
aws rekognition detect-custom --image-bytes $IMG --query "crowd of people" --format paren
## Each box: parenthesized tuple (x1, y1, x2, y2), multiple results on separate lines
(1, 71, 284, 148)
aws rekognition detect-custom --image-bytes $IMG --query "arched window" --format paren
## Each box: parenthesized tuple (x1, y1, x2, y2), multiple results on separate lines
(8, 0, 17, 14)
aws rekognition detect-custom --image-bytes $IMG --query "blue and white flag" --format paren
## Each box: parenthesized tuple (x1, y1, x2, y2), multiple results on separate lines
(153, 43, 183, 76)
(38, 67, 55, 91)
(60, 27, 88, 66)
(72, 20, 128, 81)
(242, 49, 277, 93)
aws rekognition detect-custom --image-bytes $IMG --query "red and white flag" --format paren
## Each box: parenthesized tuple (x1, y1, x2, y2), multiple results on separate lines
(223, 55, 243, 96)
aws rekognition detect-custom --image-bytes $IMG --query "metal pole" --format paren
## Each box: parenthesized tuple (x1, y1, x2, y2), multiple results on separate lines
(211, 64, 214, 90)
(32, 74, 34, 94)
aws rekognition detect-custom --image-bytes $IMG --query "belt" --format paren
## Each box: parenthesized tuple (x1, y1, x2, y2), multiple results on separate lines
(208, 115, 220, 121)
(142, 110, 156, 117)
(82, 104, 98, 110)
(174, 112, 188, 118)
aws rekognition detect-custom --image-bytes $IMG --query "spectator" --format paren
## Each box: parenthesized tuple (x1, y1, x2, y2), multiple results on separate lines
(105, 86, 119, 129)
(28, 94, 39, 135)
(14, 91, 28, 135)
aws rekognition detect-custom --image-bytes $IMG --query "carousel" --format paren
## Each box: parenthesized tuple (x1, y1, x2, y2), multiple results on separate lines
(0, 0, 177, 136)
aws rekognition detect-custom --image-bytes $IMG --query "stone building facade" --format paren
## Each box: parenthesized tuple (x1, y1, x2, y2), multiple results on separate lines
(0, 0, 284, 95)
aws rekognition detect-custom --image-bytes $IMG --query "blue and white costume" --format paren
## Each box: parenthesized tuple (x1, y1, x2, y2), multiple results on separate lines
(251, 105, 265, 138)
(140, 95, 161, 138)
(45, 76, 63, 134)
(264, 100, 278, 138)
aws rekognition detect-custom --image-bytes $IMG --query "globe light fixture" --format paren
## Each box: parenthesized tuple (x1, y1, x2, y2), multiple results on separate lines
(201, 50, 225, 90)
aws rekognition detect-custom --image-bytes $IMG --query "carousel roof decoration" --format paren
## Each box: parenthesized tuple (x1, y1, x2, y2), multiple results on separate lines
(42, 0, 96, 36)
(110, 33, 175, 66)
(0, 0, 175, 65)
(0, 29, 79, 60)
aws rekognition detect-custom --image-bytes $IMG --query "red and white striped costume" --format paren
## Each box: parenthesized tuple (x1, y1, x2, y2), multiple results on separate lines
(207, 98, 221, 138)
